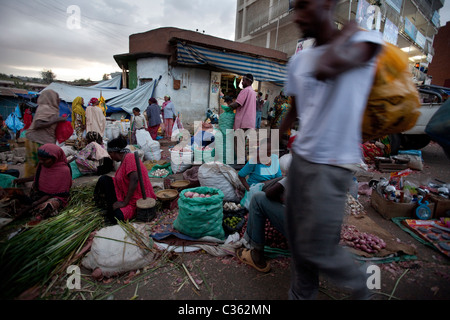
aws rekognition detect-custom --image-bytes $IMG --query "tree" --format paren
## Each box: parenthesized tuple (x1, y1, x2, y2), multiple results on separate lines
(102, 73, 110, 81)
(41, 69, 56, 84)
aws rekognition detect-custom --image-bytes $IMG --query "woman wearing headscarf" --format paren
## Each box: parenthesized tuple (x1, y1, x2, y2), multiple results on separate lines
(94, 136, 156, 223)
(14, 144, 72, 221)
(85, 97, 106, 137)
(24, 89, 67, 178)
(71, 96, 86, 150)
(72, 131, 112, 175)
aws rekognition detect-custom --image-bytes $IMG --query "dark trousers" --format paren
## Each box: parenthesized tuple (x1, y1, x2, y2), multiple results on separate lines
(285, 153, 369, 299)
(94, 175, 125, 222)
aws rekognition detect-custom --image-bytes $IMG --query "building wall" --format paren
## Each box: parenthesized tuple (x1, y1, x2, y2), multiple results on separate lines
(428, 22, 450, 87)
(235, 0, 442, 66)
(137, 57, 211, 127)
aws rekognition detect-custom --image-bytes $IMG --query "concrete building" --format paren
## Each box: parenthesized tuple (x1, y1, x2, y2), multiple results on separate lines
(114, 27, 288, 127)
(235, 0, 446, 84)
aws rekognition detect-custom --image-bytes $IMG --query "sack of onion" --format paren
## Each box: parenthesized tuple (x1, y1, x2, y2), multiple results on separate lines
(174, 187, 225, 239)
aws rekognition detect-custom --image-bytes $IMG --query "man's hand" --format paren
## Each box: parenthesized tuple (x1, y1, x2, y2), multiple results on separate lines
(315, 20, 380, 81)
(265, 182, 285, 203)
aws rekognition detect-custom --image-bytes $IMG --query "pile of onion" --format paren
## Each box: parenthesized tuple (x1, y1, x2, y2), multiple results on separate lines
(264, 219, 289, 250)
(184, 191, 214, 198)
(340, 224, 386, 254)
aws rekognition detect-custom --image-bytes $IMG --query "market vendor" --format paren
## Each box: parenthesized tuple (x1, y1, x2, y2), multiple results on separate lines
(13, 144, 73, 221)
(94, 135, 156, 223)
(71, 131, 113, 175)
(237, 177, 287, 273)
(238, 139, 282, 191)
(191, 122, 215, 148)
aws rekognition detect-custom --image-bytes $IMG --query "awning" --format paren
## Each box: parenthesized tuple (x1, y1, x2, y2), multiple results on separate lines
(176, 41, 287, 84)
(106, 81, 155, 114)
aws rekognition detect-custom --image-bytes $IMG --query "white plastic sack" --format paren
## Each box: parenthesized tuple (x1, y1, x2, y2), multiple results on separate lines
(116, 121, 130, 136)
(111, 125, 120, 139)
(136, 129, 160, 161)
(144, 149, 161, 161)
(104, 124, 117, 141)
(136, 129, 158, 149)
(198, 162, 245, 202)
(170, 148, 192, 174)
(81, 224, 155, 277)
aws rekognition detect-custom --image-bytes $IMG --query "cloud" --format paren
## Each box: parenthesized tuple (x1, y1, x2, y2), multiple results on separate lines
(0, 0, 236, 81)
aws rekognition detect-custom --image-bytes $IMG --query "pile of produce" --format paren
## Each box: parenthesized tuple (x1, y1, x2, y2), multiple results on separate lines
(264, 219, 288, 250)
(184, 190, 217, 198)
(222, 201, 246, 234)
(223, 201, 243, 212)
(0, 186, 104, 299)
(345, 194, 365, 217)
(239, 217, 288, 250)
(151, 168, 169, 177)
(340, 224, 386, 254)
(223, 215, 243, 230)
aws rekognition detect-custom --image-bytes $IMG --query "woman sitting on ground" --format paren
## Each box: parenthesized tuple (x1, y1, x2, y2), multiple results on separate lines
(14, 144, 73, 222)
(94, 135, 156, 223)
(71, 131, 113, 175)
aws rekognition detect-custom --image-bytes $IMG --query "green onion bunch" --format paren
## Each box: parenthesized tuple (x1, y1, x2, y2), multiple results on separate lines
(0, 185, 104, 299)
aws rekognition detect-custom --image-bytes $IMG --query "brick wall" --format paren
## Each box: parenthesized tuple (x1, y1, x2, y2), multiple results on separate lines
(428, 22, 450, 87)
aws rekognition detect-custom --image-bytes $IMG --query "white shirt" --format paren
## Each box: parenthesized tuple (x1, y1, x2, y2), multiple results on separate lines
(285, 30, 383, 165)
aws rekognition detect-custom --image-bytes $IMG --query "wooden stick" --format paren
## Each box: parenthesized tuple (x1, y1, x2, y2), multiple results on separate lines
(182, 263, 200, 290)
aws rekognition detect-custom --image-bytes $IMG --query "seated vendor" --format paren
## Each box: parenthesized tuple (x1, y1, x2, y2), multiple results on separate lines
(94, 135, 156, 223)
(238, 139, 282, 191)
(237, 177, 287, 273)
(72, 131, 113, 175)
(13, 144, 72, 221)
(191, 122, 215, 148)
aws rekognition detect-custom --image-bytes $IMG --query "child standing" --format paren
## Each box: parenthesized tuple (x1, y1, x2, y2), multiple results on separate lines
(131, 107, 147, 144)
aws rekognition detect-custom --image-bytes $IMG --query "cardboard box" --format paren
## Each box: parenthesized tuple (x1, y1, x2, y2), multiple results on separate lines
(371, 190, 435, 220)
(429, 194, 450, 219)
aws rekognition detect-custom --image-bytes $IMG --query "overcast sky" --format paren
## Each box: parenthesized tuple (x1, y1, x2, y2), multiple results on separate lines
(0, 0, 449, 82)
(0, 0, 237, 81)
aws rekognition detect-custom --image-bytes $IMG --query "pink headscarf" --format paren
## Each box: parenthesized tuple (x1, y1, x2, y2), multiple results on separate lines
(36, 144, 72, 201)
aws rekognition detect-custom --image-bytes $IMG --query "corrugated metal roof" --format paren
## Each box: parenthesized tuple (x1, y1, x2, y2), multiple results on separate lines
(0, 87, 28, 97)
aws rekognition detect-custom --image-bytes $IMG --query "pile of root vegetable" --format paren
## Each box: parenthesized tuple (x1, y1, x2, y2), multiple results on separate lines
(239, 217, 289, 250)
(340, 224, 386, 254)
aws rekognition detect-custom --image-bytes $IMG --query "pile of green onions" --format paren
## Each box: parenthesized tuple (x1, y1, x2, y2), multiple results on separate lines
(0, 186, 105, 299)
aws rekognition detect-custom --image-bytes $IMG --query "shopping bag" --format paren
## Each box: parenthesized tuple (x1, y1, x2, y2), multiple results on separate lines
(172, 117, 180, 139)
(362, 43, 421, 141)
(5, 111, 24, 133)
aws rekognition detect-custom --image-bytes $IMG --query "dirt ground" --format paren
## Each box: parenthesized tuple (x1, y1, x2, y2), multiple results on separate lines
(2, 135, 450, 306)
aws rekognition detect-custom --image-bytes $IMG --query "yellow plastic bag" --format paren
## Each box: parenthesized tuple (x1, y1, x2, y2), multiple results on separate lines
(362, 43, 421, 142)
